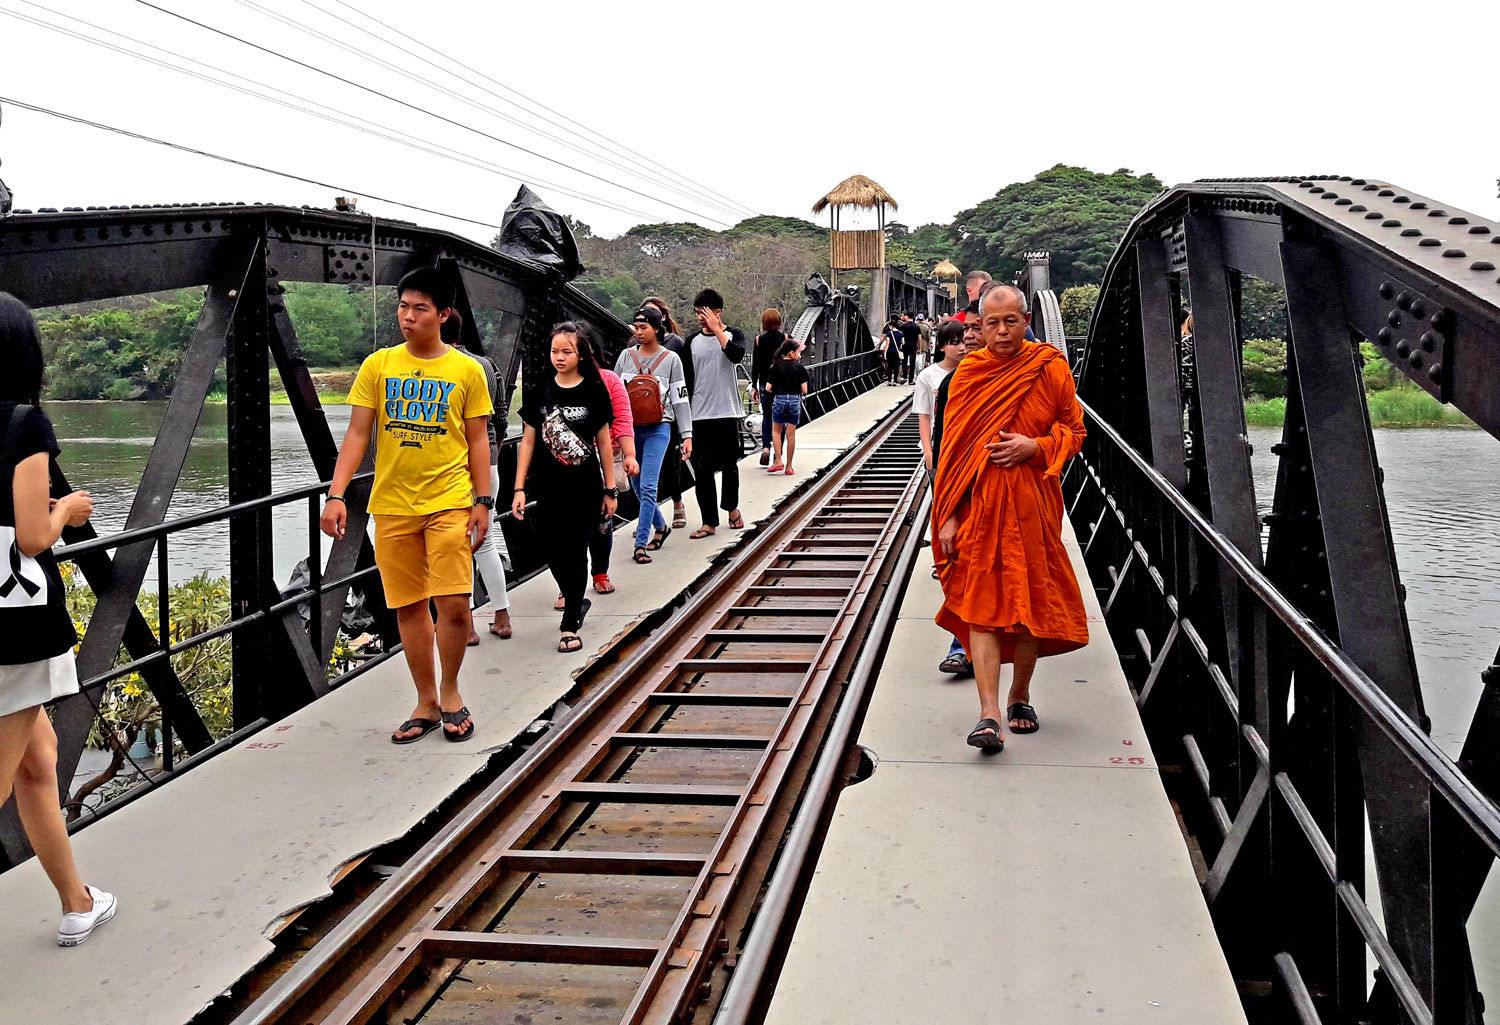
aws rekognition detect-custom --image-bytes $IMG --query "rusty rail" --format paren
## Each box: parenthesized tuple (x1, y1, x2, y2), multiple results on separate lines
(231, 401, 924, 1025)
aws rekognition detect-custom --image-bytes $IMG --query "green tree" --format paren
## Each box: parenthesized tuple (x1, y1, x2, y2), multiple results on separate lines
(1241, 337, 1287, 399)
(953, 165, 1162, 291)
(1238, 277, 1287, 341)
(1059, 285, 1099, 336)
(283, 283, 368, 367)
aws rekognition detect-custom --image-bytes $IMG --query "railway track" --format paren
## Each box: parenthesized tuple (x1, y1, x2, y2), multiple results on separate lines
(233, 404, 925, 1025)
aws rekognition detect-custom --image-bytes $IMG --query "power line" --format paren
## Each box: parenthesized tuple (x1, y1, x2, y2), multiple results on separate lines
(129, 0, 760, 229)
(126, 0, 825, 261)
(5, 3, 829, 263)
(0, 2, 667, 224)
(0, 94, 515, 231)
(314, 0, 762, 222)
(265, 0, 755, 221)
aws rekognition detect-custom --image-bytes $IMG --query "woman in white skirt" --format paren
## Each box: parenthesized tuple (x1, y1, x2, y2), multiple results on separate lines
(0, 292, 116, 946)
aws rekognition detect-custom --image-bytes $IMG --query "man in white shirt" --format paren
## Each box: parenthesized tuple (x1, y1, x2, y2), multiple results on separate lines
(914, 319, 966, 477)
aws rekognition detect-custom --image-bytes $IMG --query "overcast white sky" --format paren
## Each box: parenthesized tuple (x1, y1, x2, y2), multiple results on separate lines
(2, 0, 1498, 248)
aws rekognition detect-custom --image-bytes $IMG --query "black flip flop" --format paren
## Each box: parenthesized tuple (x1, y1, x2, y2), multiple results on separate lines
(646, 526, 672, 551)
(577, 598, 592, 630)
(558, 633, 582, 653)
(391, 717, 441, 745)
(966, 718, 1004, 753)
(441, 706, 474, 743)
(1007, 702, 1040, 734)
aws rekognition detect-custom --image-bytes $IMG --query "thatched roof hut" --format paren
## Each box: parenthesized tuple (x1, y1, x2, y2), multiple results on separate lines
(931, 259, 960, 279)
(811, 175, 898, 214)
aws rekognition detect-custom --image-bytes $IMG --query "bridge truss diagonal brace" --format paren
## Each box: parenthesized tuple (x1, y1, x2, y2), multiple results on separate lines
(264, 272, 376, 668)
(1280, 237, 1469, 1016)
(1133, 237, 1188, 490)
(55, 266, 250, 771)
(1182, 213, 1264, 705)
(0, 260, 252, 867)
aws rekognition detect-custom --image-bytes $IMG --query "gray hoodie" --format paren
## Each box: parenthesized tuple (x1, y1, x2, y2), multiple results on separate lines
(613, 346, 693, 437)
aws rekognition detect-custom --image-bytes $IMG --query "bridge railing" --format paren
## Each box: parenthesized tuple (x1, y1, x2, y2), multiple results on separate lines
(801, 348, 885, 418)
(1068, 175, 1500, 1023)
(1065, 401, 1500, 1025)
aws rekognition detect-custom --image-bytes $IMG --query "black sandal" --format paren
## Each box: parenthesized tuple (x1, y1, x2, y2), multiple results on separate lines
(633, 546, 652, 564)
(441, 707, 474, 742)
(1007, 702, 1040, 734)
(646, 526, 672, 551)
(966, 718, 1004, 752)
(938, 653, 969, 675)
(391, 717, 441, 745)
(558, 633, 583, 653)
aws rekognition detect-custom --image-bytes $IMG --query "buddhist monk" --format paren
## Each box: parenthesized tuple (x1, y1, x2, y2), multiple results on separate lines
(933, 284, 1089, 752)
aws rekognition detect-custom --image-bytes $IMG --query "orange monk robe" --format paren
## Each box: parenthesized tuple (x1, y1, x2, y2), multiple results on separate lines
(932, 340, 1089, 660)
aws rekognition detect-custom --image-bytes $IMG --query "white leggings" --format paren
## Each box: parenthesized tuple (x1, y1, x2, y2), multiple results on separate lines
(472, 464, 511, 612)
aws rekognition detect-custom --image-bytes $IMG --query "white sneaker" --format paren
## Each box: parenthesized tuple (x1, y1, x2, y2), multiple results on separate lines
(57, 885, 117, 947)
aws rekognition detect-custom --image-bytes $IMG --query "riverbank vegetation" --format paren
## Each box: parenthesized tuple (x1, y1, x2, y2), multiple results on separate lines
(1058, 278, 1472, 429)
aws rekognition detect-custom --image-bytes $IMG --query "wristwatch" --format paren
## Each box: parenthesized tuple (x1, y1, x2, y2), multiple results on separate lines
(474, 495, 494, 509)
(603, 487, 619, 498)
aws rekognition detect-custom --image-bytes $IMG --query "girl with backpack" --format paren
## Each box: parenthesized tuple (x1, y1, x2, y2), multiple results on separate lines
(0, 292, 117, 946)
(615, 306, 693, 565)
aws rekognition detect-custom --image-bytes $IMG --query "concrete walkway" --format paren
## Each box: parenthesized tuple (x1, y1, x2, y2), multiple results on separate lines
(765, 519, 1247, 1024)
(0, 385, 909, 1025)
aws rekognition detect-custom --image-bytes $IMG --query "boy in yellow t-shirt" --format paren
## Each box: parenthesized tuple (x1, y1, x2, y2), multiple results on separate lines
(321, 268, 493, 745)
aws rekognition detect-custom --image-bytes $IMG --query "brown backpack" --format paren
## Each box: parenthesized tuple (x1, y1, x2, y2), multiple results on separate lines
(625, 348, 670, 425)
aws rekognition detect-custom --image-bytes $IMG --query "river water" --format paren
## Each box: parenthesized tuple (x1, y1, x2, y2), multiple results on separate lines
(44, 403, 1500, 994)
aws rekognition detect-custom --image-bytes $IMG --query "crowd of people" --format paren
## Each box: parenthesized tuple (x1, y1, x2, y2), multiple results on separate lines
(0, 257, 1091, 948)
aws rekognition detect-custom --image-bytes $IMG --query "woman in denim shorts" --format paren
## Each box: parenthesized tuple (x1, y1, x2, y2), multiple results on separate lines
(763, 339, 809, 475)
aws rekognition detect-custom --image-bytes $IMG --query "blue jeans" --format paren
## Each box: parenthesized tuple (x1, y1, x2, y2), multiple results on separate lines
(630, 422, 672, 549)
(947, 635, 966, 659)
(759, 389, 774, 450)
(771, 394, 802, 425)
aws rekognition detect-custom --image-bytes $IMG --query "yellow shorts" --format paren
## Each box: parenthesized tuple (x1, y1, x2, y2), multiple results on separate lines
(373, 509, 473, 609)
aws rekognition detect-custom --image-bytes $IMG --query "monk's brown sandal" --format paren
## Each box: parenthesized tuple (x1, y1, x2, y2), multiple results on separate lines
(1007, 702, 1040, 734)
(966, 718, 1004, 753)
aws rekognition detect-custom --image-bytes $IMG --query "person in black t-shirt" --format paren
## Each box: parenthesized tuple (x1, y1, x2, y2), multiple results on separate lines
(0, 292, 118, 946)
(751, 308, 787, 466)
(899, 314, 921, 385)
(881, 317, 903, 385)
(763, 340, 809, 475)
(512, 322, 618, 653)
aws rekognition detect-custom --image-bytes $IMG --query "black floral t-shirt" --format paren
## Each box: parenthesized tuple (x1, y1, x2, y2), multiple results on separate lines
(0, 402, 78, 664)
(520, 377, 614, 484)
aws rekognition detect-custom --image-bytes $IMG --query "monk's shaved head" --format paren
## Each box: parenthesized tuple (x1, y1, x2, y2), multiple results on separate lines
(979, 283, 1029, 315)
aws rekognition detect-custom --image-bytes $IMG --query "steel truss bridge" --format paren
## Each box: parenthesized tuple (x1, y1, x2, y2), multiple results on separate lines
(0, 175, 1498, 1023)
(1065, 176, 1500, 1024)
(0, 202, 897, 868)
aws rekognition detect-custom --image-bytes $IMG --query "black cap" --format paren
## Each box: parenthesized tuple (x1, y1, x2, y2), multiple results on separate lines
(633, 305, 665, 335)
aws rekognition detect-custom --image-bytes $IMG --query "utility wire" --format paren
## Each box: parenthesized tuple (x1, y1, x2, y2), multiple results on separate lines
(127, 0, 824, 260)
(262, 0, 753, 221)
(0, 95, 517, 231)
(313, 0, 761, 221)
(130, 0, 763, 229)
(0, 2, 668, 223)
